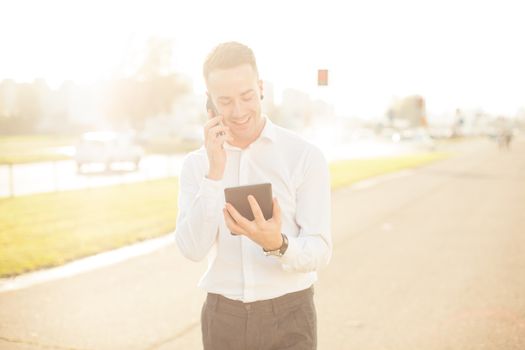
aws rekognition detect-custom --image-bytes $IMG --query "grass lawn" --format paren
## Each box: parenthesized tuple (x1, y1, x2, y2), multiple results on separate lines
(0, 179, 179, 277)
(329, 152, 450, 189)
(0, 151, 451, 277)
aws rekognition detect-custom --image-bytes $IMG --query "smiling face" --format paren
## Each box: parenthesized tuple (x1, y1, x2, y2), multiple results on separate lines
(206, 63, 265, 148)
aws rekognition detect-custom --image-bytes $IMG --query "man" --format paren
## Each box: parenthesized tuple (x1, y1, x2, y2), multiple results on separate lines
(175, 41, 332, 350)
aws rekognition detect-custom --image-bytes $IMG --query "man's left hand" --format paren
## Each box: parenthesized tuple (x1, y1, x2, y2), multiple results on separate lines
(223, 196, 283, 251)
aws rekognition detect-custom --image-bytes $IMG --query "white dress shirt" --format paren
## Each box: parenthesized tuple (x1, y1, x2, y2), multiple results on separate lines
(175, 115, 332, 302)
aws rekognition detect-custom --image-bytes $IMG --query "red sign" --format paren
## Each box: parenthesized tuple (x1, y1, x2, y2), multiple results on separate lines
(318, 69, 328, 86)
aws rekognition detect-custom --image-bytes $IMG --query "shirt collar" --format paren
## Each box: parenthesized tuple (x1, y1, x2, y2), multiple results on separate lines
(258, 114, 277, 143)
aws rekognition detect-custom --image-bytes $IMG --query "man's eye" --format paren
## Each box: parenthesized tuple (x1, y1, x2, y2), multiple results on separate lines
(220, 100, 231, 106)
(242, 94, 254, 101)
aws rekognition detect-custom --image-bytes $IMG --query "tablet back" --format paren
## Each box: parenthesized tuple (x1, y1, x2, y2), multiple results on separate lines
(224, 183, 273, 221)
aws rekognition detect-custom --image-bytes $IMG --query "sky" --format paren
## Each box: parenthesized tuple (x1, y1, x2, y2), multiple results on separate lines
(1, 0, 524, 119)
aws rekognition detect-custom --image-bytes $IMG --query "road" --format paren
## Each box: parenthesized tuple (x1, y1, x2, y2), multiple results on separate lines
(0, 154, 186, 198)
(0, 137, 523, 349)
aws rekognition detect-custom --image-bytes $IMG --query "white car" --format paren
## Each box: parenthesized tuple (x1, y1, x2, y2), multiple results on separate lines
(74, 131, 144, 172)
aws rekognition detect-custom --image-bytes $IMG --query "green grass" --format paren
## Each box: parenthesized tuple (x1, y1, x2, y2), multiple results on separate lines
(0, 135, 75, 164)
(0, 151, 451, 277)
(329, 152, 451, 189)
(0, 179, 179, 277)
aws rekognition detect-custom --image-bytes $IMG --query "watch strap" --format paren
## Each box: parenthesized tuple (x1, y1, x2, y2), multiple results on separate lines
(264, 233, 288, 257)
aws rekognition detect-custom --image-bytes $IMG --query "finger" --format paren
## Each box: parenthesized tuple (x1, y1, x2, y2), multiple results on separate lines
(213, 131, 230, 146)
(207, 125, 229, 143)
(207, 124, 226, 138)
(247, 195, 265, 222)
(204, 115, 222, 128)
(223, 208, 246, 235)
(225, 202, 252, 229)
(217, 126, 231, 139)
(216, 120, 229, 138)
(204, 115, 224, 134)
(272, 197, 281, 223)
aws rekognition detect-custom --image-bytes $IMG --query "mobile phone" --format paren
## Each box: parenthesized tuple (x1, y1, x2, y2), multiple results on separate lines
(206, 97, 225, 136)
(206, 96, 218, 117)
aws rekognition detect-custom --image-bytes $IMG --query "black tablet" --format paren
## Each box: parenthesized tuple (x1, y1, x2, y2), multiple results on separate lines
(224, 183, 273, 221)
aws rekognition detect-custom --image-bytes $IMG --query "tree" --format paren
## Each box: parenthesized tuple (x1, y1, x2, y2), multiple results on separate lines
(106, 37, 190, 129)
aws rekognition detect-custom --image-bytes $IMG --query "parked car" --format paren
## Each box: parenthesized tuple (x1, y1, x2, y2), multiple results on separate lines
(74, 131, 144, 172)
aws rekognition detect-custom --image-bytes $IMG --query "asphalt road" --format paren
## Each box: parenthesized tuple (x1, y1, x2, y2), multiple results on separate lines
(0, 154, 186, 198)
(0, 137, 523, 349)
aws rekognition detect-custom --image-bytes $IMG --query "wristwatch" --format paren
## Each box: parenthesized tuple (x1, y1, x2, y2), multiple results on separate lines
(263, 233, 289, 257)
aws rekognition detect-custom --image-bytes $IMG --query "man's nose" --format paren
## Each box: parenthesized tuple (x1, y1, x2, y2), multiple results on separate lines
(231, 100, 242, 117)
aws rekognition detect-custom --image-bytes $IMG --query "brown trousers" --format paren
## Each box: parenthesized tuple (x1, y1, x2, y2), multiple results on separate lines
(201, 286, 316, 350)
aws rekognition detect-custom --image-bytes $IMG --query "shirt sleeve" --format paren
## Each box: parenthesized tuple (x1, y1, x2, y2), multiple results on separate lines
(279, 146, 332, 272)
(175, 154, 224, 262)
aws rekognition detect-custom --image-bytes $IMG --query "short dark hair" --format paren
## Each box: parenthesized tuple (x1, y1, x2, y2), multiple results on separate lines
(203, 42, 259, 82)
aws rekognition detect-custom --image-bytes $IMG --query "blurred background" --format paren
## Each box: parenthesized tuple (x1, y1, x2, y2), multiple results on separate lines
(1, 0, 523, 195)
(1, 1, 524, 349)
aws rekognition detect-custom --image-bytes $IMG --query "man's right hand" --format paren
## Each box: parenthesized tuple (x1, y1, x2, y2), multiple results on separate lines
(204, 112, 233, 180)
